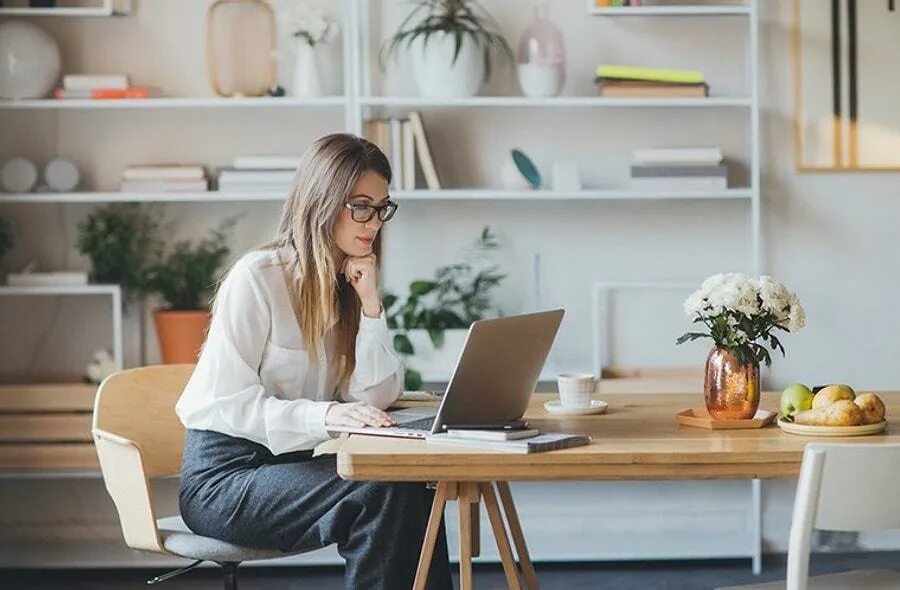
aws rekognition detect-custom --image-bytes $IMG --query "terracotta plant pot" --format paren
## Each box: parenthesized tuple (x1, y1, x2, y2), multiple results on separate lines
(153, 309, 211, 364)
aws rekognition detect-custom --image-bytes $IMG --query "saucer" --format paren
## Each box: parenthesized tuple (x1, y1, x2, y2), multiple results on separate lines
(544, 399, 608, 416)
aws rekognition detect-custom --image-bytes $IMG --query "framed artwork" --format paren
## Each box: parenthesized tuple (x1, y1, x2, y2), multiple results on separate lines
(793, 0, 900, 171)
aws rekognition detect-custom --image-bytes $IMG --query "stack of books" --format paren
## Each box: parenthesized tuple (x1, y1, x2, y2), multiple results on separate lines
(595, 65, 708, 98)
(215, 155, 301, 193)
(594, 0, 642, 6)
(120, 165, 208, 193)
(426, 427, 591, 454)
(54, 74, 152, 100)
(364, 111, 441, 191)
(629, 147, 727, 190)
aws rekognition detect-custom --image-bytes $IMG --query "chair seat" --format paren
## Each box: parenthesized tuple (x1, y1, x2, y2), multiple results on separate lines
(157, 515, 303, 563)
(717, 569, 900, 590)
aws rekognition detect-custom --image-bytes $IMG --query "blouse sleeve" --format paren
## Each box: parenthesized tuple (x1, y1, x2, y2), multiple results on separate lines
(341, 311, 403, 409)
(175, 260, 335, 454)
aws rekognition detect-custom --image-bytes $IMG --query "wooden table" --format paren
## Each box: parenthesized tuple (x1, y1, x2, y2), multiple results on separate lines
(337, 392, 900, 589)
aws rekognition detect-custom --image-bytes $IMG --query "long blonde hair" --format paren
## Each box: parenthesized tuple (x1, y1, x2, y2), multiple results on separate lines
(264, 133, 391, 387)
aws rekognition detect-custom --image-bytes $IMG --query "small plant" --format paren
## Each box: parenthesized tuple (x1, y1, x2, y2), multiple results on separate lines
(290, 2, 338, 47)
(384, 226, 505, 389)
(76, 204, 164, 299)
(381, 0, 514, 81)
(149, 220, 235, 311)
(0, 216, 14, 266)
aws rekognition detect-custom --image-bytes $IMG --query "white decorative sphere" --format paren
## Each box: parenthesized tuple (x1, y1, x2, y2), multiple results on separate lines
(0, 21, 61, 100)
(500, 157, 532, 190)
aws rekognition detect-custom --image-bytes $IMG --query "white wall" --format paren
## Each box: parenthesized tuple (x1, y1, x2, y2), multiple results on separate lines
(1, 0, 899, 567)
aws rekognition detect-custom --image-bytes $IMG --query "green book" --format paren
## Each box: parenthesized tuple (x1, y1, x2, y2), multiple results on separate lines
(595, 65, 705, 85)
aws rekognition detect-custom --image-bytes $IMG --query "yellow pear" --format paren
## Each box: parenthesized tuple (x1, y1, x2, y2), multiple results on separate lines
(854, 393, 886, 425)
(811, 384, 855, 409)
(794, 400, 862, 426)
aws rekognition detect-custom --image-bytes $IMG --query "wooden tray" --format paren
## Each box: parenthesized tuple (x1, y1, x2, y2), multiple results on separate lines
(777, 418, 888, 437)
(676, 408, 777, 430)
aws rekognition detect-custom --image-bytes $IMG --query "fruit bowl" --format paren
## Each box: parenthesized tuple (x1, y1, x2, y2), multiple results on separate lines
(776, 418, 888, 437)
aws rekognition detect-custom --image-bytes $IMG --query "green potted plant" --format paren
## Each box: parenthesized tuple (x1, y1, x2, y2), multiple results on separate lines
(382, 0, 513, 98)
(385, 226, 505, 389)
(0, 216, 14, 277)
(76, 204, 164, 300)
(148, 221, 234, 364)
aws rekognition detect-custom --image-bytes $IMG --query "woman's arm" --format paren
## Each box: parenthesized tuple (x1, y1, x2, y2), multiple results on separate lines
(342, 311, 403, 409)
(176, 259, 335, 454)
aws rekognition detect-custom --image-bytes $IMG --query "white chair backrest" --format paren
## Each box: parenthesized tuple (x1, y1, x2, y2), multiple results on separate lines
(787, 443, 900, 590)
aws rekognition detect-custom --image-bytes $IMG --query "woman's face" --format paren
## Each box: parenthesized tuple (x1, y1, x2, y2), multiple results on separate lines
(333, 169, 390, 258)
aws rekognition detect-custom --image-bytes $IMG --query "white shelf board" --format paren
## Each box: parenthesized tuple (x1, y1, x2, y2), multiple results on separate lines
(0, 189, 752, 203)
(0, 284, 119, 296)
(0, 96, 347, 110)
(0, 7, 118, 16)
(0, 191, 286, 203)
(589, 5, 751, 17)
(394, 189, 753, 201)
(360, 96, 751, 108)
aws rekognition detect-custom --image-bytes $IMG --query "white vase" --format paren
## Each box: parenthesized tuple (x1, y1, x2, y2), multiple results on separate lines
(411, 32, 483, 98)
(291, 40, 323, 98)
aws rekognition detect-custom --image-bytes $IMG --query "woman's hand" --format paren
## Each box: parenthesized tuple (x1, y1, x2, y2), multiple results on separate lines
(343, 254, 381, 317)
(325, 402, 396, 428)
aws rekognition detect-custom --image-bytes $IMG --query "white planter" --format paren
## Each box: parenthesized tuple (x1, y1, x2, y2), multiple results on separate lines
(395, 328, 469, 381)
(410, 32, 484, 98)
(292, 40, 323, 98)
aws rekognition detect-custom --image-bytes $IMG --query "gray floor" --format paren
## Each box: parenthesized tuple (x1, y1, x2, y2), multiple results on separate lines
(1, 552, 899, 590)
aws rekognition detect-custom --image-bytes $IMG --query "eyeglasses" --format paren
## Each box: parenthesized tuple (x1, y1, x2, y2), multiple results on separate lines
(345, 200, 398, 223)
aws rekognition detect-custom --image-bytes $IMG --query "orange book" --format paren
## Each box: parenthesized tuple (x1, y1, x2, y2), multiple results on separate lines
(54, 86, 151, 99)
(598, 82, 709, 98)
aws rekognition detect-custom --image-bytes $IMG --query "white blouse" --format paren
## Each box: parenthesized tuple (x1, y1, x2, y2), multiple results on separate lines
(175, 249, 403, 454)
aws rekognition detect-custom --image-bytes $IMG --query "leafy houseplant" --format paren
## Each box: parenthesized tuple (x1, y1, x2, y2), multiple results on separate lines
(76, 204, 164, 300)
(677, 273, 806, 420)
(384, 226, 505, 389)
(0, 216, 14, 270)
(382, 0, 514, 98)
(149, 221, 234, 364)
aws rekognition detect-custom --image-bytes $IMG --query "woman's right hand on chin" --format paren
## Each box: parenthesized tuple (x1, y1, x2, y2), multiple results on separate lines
(325, 402, 397, 427)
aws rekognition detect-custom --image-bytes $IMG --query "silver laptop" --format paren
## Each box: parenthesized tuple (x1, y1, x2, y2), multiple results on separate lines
(327, 309, 564, 439)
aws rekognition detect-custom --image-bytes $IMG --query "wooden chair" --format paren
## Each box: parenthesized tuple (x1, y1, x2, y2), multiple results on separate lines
(718, 443, 900, 590)
(92, 365, 308, 589)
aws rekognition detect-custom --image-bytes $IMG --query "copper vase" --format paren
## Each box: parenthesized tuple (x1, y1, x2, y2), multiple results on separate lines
(704, 346, 760, 420)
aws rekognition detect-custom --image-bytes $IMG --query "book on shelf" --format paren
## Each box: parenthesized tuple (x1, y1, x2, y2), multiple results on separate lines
(54, 86, 152, 100)
(444, 427, 541, 441)
(426, 432, 591, 454)
(363, 112, 442, 191)
(597, 81, 709, 98)
(232, 155, 302, 170)
(632, 147, 723, 166)
(63, 74, 129, 91)
(631, 164, 727, 178)
(217, 169, 297, 184)
(595, 65, 705, 85)
(6, 271, 89, 287)
(630, 176, 728, 190)
(122, 165, 206, 181)
(120, 179, 209, 193)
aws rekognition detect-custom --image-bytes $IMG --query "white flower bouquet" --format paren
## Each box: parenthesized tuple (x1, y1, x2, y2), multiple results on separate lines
(290, 3, 339, 47)
(677, 273, 806, 366)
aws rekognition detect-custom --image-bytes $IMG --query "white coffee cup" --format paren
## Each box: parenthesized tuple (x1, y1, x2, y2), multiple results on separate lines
(557, 373, 596, 408)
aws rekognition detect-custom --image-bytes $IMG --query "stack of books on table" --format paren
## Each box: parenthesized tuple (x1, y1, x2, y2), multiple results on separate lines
(54, 74, 153, 100)
(215, 155, 301, 194)
(363, 111, 441, 191)
(120, 165, 208, 193)
(426, 427, 591, 454)
(629, 147, 727, 191)
(595, 65, 708, 98)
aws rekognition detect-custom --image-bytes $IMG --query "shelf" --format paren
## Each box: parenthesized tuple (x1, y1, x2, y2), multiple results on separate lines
(589, 5, 751, 17)
(0, 7, 120, 17)
(0, 284, 119, 296)
(394, 189, 753, 201)
(0, 96, 347, 110)
(0, 189, 753, 203)
(360, 96, 751, 108)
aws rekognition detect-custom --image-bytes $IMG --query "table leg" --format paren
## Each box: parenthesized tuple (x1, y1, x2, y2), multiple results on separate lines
(480, 482, 523, 590)
(471, 501, 481, 558)
(496, 481, 539, 590)
(413, 481, 451, 590)
(457, 482, 479, 590)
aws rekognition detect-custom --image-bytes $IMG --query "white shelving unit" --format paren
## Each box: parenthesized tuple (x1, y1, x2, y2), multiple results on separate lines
(0, 284, 123, 371)
(0, 0, 130, 17)
(0, 96, 347, 110)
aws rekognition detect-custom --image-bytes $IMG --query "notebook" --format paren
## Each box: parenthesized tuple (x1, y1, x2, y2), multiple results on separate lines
(426, 432, 590, 454)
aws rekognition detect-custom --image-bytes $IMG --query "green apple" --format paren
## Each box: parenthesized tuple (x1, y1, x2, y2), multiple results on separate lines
(780, 383, 814, 418)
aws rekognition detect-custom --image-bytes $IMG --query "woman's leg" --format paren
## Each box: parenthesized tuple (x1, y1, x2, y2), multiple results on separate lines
(180, 430, 451, 590)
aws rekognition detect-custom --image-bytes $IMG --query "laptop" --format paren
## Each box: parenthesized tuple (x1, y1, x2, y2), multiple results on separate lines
(327, 309, 565, 439)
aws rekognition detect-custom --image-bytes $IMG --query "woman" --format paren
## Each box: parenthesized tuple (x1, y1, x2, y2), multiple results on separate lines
(176, 133, 452, 589)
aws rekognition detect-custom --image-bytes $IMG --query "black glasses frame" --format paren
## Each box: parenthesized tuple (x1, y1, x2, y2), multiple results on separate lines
(345, 201, 398, 223)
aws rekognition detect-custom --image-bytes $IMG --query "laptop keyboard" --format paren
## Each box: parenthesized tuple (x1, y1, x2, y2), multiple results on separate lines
(395, 416, 436, 432)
